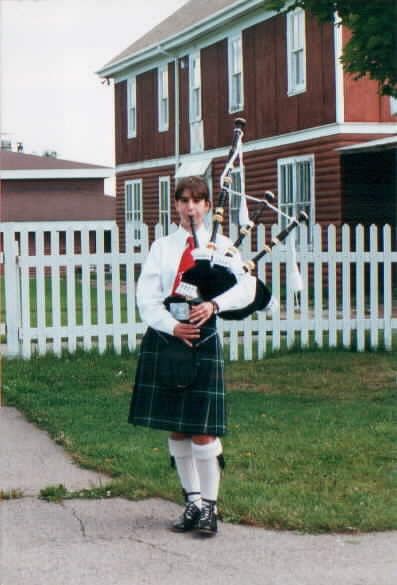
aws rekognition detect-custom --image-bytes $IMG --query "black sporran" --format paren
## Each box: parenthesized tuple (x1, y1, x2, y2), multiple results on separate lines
(157, 334, 200, 391)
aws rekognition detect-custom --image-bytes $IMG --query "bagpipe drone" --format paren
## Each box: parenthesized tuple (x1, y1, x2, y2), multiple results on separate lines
(170, 118, 308, 320)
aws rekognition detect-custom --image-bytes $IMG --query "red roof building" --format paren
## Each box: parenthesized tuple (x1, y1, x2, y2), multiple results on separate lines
(0, 151, 115, 222)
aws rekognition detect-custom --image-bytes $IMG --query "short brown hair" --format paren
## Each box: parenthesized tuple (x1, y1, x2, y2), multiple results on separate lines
(174, 176, 210, 201)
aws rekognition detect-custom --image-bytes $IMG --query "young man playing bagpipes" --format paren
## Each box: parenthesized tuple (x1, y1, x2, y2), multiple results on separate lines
(128, 175, 257, 536)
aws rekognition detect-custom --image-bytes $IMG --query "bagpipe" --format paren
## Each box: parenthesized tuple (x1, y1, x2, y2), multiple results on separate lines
(167, 118, 308, 321)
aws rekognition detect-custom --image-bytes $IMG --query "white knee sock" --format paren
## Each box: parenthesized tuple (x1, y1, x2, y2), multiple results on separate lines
(168, 438, 201, 506)
(192, 439, 223, 505)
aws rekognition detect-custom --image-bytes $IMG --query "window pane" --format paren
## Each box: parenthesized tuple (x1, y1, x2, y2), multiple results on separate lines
(159, 180, 170, 235)
(232, 38, 241, 73)
(293, 13, 299, 50)
(285, 167, 290, 203)
(125, 185, 134, 221)
(129, 107, 136, 134)
(191, 89, 198, 120)
(190, 54, 201, 121)
(294, 50, 304, 85)
(230, 171, 241, 227)
(129, 79, 136, 106)
(193, 57, 200, 88)
(288, 10, 305, 93)
(161, 98, 168, 126)
(134, 184, 140, 210)
(232, 170, 242, 195)
(296, 161, 311, 203)
(160, 185, 166, 209)
(162, 69, 168, 98)
(279, 158, 313, 244)
(232, 73, 241, 108)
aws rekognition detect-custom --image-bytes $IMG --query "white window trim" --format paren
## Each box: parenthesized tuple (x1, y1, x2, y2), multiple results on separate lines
(125, 179, 143, 239)
(228, 32, 244, 113)
(127, 76, 137, 138)
(159, 176, 171, 235)
(277, 154, 315, 241)
(158, 64, 169, 132)
(286, 8, 307, 96)
(189, 52, 202, 123)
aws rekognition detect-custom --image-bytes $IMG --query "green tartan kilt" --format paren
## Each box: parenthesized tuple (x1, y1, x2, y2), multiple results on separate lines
(128, 318, 226, 436)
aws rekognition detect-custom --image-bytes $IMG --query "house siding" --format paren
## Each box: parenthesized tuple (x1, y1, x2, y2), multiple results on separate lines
(201, 14, 336, 151)
(241, 15, 336, 142)
(115, 133, 389, 249)
(342, 27, 396, 123)
(116, 13, 338, 165)
(115, 63, 176, 165)
(1, 178, 114, 222)
(179, 56, 191, 155)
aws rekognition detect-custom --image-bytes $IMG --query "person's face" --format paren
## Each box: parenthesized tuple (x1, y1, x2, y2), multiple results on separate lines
(175, 189, 210, 231)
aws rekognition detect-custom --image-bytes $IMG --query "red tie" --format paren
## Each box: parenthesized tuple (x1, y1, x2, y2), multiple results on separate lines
(172, 236, 195, 295)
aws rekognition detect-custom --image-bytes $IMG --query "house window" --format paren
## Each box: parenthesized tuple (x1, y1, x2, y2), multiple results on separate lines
(125, 179, 143, 240)
(229, 168, 242, 234)
(390, 97, 397, 116)
(287, 8, 306, 95)
(159, 176, 171, 235)
(127, 76, 137, 138)
(278, 156, 314, 243)
(189, 53, 202, 122)
(158, 65, 169, 131)
(228, 33, 244, 112)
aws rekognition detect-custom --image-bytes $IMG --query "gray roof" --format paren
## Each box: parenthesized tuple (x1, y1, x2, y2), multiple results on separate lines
(101, 0, 240, 71)
(0, 150, 111, 171)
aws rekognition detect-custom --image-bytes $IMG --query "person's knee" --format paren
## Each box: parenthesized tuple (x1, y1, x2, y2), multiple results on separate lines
(192, 435, 216, 445)
(170, 432, 189, 440)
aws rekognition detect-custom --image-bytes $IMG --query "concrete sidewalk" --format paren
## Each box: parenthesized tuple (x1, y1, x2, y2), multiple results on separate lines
(1, 406, 396, 585)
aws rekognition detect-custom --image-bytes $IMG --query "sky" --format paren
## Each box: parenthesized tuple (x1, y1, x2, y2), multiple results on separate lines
(0, 0, 188, 170)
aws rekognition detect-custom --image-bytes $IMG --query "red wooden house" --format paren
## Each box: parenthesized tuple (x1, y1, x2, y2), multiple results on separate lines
(97, 0, 397, 248)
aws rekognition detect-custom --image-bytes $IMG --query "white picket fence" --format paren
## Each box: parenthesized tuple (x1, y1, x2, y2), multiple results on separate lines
(1, 220, 396, 359)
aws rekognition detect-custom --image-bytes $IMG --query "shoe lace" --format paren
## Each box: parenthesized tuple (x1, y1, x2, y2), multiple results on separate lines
(200, 503, 212, 522)
(184, 502, 198, 520)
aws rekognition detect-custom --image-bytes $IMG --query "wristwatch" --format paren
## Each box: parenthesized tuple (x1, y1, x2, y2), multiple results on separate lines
(210, 301, 219, 315)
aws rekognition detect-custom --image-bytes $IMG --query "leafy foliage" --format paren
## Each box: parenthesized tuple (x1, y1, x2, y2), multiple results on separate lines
(264, 0, 397, 97)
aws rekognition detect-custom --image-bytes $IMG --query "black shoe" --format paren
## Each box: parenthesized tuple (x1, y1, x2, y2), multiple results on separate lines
(171, 502, 201, 533)
(196, 500, 218, 536)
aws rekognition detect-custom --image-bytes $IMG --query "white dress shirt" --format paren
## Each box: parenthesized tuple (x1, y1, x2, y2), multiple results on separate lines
(137, 224, 256, 335)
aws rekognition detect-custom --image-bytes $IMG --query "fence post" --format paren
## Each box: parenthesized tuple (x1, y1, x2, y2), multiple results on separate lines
(3, 229, 22, 357)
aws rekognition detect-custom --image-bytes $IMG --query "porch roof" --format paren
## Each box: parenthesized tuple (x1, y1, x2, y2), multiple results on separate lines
(337, 135, 397, 154)
(175, 153, 213, 179)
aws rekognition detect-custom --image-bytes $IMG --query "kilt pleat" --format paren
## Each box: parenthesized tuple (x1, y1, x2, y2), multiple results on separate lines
(128, 320, 226, 436)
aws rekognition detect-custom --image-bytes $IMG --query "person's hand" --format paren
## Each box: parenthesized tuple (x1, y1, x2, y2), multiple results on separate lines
(173, 322, 200, 347)
(189, 302, 215, 327)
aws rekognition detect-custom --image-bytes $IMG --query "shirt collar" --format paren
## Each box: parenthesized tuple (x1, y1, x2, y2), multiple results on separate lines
(176, 224, 209, 246)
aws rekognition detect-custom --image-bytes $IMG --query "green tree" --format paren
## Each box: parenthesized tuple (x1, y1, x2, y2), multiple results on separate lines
(265, 0, 397, 97)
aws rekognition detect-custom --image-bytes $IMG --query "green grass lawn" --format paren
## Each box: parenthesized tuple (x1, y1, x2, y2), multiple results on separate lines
(3, 348, 397, 533)
(1, 274, 119, 327)
(5, 274, 128, 327)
